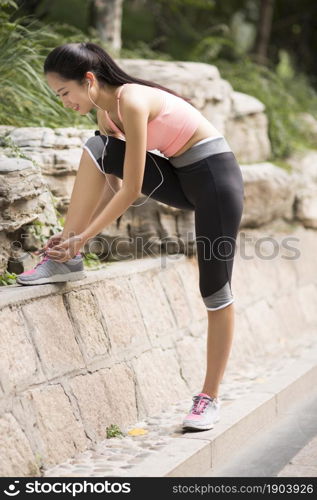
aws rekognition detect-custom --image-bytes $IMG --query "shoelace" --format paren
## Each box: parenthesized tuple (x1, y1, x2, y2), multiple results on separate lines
(33, 252, 81, 269)
(191, 396, 213, 415)
(34, 255, 50, 269)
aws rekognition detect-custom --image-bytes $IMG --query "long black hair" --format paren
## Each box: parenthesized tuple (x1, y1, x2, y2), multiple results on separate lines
(44, 42, 190, 102)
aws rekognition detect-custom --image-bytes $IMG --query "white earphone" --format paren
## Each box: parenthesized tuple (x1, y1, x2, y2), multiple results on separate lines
(85, 78, 164, 208)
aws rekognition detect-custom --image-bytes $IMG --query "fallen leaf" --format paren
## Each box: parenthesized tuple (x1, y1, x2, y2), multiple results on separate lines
(128, 428, 148, 436)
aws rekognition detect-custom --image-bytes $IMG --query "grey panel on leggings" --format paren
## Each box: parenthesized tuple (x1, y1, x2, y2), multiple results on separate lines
(203, 281, 234, 310)
(84, 135, 105, 159)
(169, 137, 232, 168)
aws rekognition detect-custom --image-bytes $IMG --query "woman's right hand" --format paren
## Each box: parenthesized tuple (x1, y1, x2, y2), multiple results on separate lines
(34, 231, 64, 255)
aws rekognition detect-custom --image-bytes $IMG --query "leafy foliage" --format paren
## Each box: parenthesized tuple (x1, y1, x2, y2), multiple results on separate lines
(0, 1, 96, 128)
(1, 0, 317, 160)
(0, 271, 17, 286)
(106, 424, 125, 439)
(214, 56, 317, 159)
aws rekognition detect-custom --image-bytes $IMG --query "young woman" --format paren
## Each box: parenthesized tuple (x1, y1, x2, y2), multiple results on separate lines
(17, 42, 244, 431)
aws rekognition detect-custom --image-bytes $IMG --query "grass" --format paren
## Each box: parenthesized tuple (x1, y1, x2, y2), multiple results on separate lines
(106, 424, 125, 439)
(213, 57, 317, 160)
(0, 271, 18, 286)
(0, 2, 97, 128)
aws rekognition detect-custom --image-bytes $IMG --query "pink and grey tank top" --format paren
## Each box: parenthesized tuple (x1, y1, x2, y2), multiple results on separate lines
(104, 83, 202, 158)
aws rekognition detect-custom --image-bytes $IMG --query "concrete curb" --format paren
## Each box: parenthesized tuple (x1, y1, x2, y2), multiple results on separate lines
(125, 342, 317, 477)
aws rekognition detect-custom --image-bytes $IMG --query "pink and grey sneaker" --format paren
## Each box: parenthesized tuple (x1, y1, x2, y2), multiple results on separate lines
(182, 392, 220, 431)
(16, 253, 86, 286)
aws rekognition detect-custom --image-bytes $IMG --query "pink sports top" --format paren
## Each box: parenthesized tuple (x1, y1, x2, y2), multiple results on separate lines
(104, 83, 202, 157)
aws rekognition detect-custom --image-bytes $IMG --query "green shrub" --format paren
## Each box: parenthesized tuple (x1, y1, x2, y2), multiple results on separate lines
(0, 1, 97, 128)
(208, 56, 317, 160)
(0, 271, 17, 286)
(106, 424, 124, 439)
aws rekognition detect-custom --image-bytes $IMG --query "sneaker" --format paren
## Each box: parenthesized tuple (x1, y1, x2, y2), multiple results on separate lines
(182, 392, 220, 431)
(16, 253, 86, 285)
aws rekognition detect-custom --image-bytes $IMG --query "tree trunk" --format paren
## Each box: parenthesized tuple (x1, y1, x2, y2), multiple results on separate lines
(93, 0, 123, 52)
(253, 0, 275, 65)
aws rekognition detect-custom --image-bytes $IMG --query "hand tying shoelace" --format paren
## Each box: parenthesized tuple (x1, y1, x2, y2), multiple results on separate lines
(34, 255, 50, 268)
(16, 251, 86, 286)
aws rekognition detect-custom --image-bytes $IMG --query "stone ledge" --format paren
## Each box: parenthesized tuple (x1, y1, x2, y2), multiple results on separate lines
(0, 255, 186, 308)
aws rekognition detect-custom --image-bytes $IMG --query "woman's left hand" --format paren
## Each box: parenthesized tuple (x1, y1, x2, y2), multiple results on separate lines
(46, 234, 85, 262)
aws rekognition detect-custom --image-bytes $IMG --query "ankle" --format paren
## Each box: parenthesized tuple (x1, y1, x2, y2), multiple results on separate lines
(200, 391, 218, 400)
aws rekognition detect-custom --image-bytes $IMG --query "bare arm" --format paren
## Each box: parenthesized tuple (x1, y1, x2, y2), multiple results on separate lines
(88, 173, 122, 223)
(87, 109, 123, 221)
(81, 94, 149, 243)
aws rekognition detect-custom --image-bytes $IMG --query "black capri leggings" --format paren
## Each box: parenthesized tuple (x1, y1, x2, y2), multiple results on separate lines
(84, 133, 244, 311)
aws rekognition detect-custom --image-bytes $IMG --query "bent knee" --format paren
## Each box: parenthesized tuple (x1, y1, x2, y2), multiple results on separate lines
(83, 135, 106, 168)
(203, 281, 234, 311)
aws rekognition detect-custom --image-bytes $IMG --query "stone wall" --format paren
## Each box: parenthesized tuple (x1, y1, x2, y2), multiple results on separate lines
(0, 223, 317, 476)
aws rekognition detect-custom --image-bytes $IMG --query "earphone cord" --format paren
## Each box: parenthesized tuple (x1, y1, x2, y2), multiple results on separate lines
(86, 82, 164, 207)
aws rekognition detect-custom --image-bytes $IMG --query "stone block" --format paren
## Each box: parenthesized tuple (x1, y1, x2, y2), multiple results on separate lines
(8, 127, 53, 147)
(240, 163, 296, 228)
(298, 284, 317, 326)
(0, 413, 40, 476)
(99, 363, 138, 429)
(0, 158, 45, 207)
(274, 247, 299, 293)
(25, 148, 55, 171)
(175, 257, 207, 321)
(94, 278, 150, 358)
(245, 299, 285, 358)
(65, 289, 110, 364)
(175, 335, 206, 393)
(69, 372, 113, 442)
(229, 311, 257, 365)
(0, 232, 12, 274)
(50, 148, 82, 174)
(43, 174, 75, 199)
(26, 385, 87, 466)
(288, 151, 317, 228)
(158, 265, 192, 330)
(130, 271, 176, 344)
(22, 295, 85, 379)
(234, 242, 273, 307)
(293, 228, 317, 287)
(132, 349, 188, 417)
(274, 292, 308, 345)
(275, 363, 317, 415)
(0, 306, 44, 393)
(228, 105, 269, 161)
(231, 91, 265, 116)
